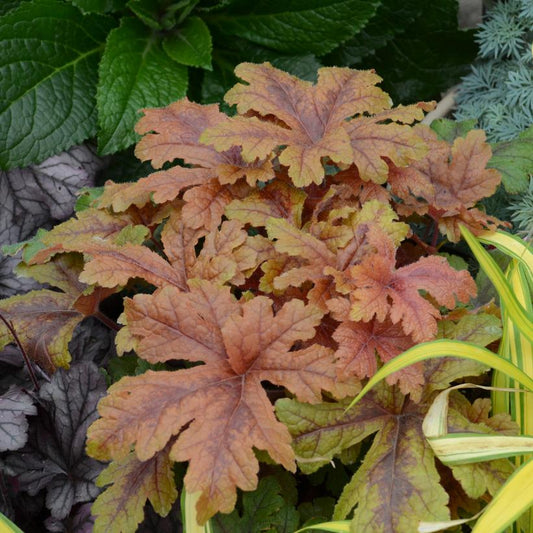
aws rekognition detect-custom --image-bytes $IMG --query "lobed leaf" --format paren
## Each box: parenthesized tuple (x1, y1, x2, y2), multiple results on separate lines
(201, 62, 393, 186)
(4, 362, 106, 519)
(87, 281, 357, 523)
(0, 386, 36, 452)
(92, 446, 178, 533)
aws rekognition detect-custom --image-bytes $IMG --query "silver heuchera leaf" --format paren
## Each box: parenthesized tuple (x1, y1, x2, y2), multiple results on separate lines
(3, 362, 107, 519)
(0, 386, 36, 452)
(45, 502, 95, 533)
(0, 144, 105, 298)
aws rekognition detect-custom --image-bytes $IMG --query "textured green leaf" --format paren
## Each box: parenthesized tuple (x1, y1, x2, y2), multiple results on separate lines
(202, 35, 321, 104)
(70, 0, 126, 13)
(206, 0, 380, 55)
(0, 1, 21, 16)
(327, 0, 477, 104)
(438, 313, 502, 347)
(488, 124, 533, 194)
(0, 0, 114, 169)
(97, 17, 188, 155)
(211, 477, 299, 533)
(163, 16, 212, 70)
(277, 383, 450, 532)
(430, 117, 478, 143)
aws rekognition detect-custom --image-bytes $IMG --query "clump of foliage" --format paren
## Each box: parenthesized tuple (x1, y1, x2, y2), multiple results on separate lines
(0, 0, 477, 172)
(0, 62, 521, 532)
(452, 0, 533, 237)
(455, 0, 533, 143)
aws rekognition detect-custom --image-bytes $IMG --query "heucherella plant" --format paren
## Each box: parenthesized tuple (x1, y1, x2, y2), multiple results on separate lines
(348, 227, 533, 533)
(0, 62, 519, 531)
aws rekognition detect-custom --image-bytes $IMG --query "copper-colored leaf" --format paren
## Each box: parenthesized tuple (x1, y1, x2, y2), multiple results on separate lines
(201, 62, 392, 186)
(86, 280, 356, 523)
(348, 234, 476, 342)
(389, 127, 507, 241)
(79, 242, 186, 290)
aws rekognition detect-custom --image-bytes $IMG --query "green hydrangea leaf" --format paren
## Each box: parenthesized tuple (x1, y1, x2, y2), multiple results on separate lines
(70, 0, 126, 13)
(206, 0, 380, 55)
(201, 35, 321, 104)
(488, 124, 533, 194)
(163, 16, 213, 70)
(96, 17, 188, 155)
(126, 0, 167, 29)
(328, 0, 477, 103)
(0, 1, 21, 16)
(0, 0, 114, 169)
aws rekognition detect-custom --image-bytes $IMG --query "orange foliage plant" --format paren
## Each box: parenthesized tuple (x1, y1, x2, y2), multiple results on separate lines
(0, 62, 510, 530)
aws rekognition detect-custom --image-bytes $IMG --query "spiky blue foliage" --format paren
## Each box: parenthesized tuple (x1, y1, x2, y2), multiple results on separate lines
(509, 179, 533, 239)
(455, 0, 533, 143)
(455, 0, 533, 220)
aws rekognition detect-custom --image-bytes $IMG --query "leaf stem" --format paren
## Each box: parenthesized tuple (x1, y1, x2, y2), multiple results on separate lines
(94, 310, 121, 332)
(0, 312, 40, 391)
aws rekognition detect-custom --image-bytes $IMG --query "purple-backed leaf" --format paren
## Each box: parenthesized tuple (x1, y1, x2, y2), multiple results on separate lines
(0, 386, 36, 452)
(0, 144, 104, 298)
(68, 317, 117, 366)
(45, 503, 95, 533)
(4, 362, 107, 519)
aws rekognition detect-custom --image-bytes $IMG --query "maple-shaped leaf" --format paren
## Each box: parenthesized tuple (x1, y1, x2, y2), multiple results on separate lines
(3, 362, 106, 520)
(201, 63, 432, 186)
(344, 104, 431, 183)
(225, 179, 306, 229)
(347, 232, 476, 342)
(98, 98, 273, 228)
(275, 358, 491, 533)
(201, 62, 393, 187)
(446, 395, 517, 500)
(0, 385, 36, 452)
(0, 144, 103, 297)
(264, 200, 409, 310)
(0, 255, 113, 371)
(86, 280, 356, 523)
(389, 126, 508, 241)
(91, 444, 177, 533)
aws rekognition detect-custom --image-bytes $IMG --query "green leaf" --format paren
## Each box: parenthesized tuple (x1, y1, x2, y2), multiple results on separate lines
(437, 313, 502, 347)
(202, 34, 321, 104)
(488, 124, 533, 194)
(163, 16, 212, 70)
(471, 457, 533, 533)
(211, 477, 299, 533)
(0, 0, 114, 169)
(328, 0, 477, 103)
(277, 382, 451, 531)
(430, 117, 478, 143)
(461, 227, 533, 343)
(0, 1, 21, 16)
(96, 17, 188, 155)
(126, 0, 167, 29)
(70, 0, 127, 13)
(206, 0, 380, 55)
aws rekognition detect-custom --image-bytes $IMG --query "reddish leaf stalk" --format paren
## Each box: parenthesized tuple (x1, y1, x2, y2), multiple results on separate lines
(0, 312, 40, 391)
(94, 310, 121, 332)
